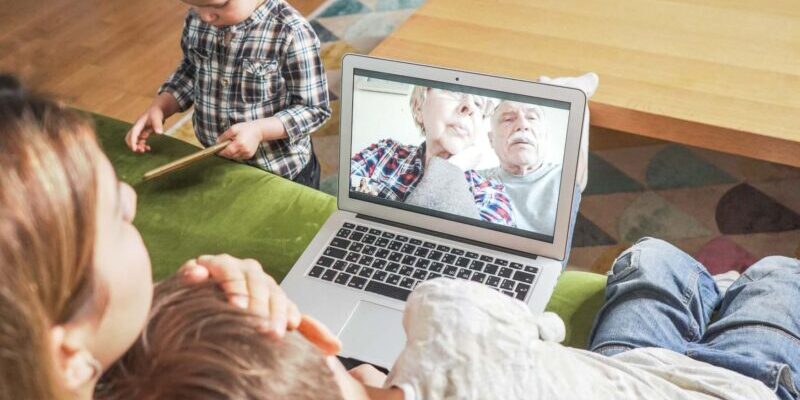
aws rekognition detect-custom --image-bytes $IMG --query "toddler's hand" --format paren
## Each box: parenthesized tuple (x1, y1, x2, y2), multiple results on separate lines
(217, 121, 264, 160)
(126, 105, 165, 153)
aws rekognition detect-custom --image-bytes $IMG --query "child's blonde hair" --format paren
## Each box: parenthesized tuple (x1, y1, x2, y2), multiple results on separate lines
(96, 277, 344, 400)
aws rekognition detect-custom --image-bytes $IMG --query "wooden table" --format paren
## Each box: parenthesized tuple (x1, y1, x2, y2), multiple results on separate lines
(370, 0, 800, 167)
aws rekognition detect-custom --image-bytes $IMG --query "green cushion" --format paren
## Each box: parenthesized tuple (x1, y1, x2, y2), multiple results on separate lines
(545, 271, 608, 349)
(94, 114, 607, 348)
(94, 115, 337, 281)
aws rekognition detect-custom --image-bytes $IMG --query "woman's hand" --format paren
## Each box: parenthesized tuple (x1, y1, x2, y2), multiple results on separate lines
(178, 254, 341, 354)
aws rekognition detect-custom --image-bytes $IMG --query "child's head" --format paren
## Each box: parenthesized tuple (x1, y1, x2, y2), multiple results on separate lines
(97, 277, 345, 400)
(183, 0, 266, 27)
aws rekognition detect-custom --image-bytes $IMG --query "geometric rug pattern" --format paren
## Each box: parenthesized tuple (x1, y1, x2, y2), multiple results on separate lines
(307, 0, 800, 275)
(176, 0, 800, 275)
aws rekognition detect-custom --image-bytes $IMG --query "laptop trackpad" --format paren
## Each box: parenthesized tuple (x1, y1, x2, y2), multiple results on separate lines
(339, 301, 405, 369)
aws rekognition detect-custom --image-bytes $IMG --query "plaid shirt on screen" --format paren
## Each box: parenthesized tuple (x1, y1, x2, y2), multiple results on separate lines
(159, 0, 331, 179)
(350, 139, 515, 226)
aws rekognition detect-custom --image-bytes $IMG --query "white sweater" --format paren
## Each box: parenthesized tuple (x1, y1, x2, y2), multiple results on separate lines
(386, 279, 777, 400)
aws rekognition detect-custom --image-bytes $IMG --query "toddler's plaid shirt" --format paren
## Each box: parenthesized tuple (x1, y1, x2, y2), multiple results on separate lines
(350, 139, 515, 226)
(159, 0, 331, 179)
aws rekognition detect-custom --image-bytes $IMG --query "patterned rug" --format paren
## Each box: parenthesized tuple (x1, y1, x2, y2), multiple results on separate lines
(175, 0, 800, 274)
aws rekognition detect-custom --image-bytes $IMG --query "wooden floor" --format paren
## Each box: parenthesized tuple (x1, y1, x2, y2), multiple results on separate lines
(0, 0, 325, 126)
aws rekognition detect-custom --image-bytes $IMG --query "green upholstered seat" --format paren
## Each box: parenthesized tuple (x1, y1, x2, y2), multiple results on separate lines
(95, 114, 607, 349)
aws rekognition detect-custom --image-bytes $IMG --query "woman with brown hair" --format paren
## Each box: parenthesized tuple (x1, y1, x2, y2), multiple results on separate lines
(0, 75, 340, 399)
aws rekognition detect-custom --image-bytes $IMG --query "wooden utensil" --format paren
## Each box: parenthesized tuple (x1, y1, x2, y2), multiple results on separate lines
(142, 140, 232, 181)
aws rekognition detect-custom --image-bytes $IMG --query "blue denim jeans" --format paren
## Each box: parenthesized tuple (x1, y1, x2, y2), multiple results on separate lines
(588, 238, 800, 400)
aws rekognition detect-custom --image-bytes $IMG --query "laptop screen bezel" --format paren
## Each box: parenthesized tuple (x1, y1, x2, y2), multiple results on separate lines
(338, 54, 586, 261)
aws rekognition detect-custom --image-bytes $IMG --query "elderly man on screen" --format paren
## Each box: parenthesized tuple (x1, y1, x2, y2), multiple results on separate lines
(482, 73, 597, 247)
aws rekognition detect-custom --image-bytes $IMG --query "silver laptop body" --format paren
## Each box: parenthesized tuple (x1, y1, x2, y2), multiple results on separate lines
(282, 54, 587, 369)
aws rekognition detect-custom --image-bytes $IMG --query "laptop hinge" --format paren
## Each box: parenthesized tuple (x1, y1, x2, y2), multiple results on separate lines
(356, 214, 538, 260)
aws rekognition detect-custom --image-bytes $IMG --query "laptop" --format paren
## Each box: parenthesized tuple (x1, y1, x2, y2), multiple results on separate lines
(282, 54, 586, 369)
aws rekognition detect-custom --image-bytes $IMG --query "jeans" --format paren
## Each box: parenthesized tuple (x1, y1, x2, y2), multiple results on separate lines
(588, 238, 800, 400)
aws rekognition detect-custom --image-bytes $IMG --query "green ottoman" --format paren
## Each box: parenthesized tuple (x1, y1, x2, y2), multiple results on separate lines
(96, 115, 607, 348)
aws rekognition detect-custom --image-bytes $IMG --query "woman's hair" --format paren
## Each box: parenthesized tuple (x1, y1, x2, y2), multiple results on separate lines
(97, 278, 343, 400)
(409, 86, 496, 134)
(0, 74, 103, 399)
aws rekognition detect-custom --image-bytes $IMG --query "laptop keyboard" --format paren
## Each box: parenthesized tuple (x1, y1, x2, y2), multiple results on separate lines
(307, 222, 539, 302)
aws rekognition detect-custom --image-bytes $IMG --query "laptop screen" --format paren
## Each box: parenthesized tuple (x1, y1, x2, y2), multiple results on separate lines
(348, 69, 572, 244)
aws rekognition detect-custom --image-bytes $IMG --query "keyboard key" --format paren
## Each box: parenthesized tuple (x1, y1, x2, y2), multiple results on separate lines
(470, 272, 486, 283)
(465, 251, 479, 259)
(336, 228, 351, 238)
(442, 254, 457, 264)
(365, 281, 411, 301)
(348, 276, 367, 290)
(388, 240, 403, 251)
(376, 238, 390, 248)
(322, 269, 337, 281)
(501, 279, 515, 290)
(359, 267, 374, 278)
(349, 232, 364, 241)
(415, 259, 430, 269)
(330, 238, 351, 249)
(375, 249, 390, 259)
(369, 228, 381, 235)
(469, 260, 484, 271)
(345, 264, 360, 275)
(332, 260, 347, 271)
(414, 247, 429, 258)
(400, 277, 415, 289)
(429, 262, 444, 273)
(515, 283, 530, 300)
(388, 252, 403, 262)
(498, 267, 513, 278)
(428, 273, 442, 280)
(455, 257, 470, 267)
(345, 252, 360, 262)
(363, 235, 377, 245)
(308, 266, 324, 277)
(413, 269, 428, 280)
(423, 241, 437, 249)
(335, 273, 351, 285)
(396, 235, 409, 242)
(428, 250, 443, 261)
(410, 238, 423, 245)
(480, 255, 494, 262)
(503, 290, 514, 297)
(348, 242, 364, 252)
(510, 262, 524, 270)
(436, 244, 451, 252)
(513, 270, 535, 284)
(381, 232, 396, 239)
(457, 268, 472, 280)
(343, 222, 355, 229)
(324, 247, 347, 259)
(486, 276, 501, 287)
(399, 266, 414, 276)
(525, 265, 539, 274)
(316, 256, 334, 267)
(386, 273, 401, 285)
(373, 270, 388, 282)
(401, 255, 417, 266)
(451, 248, 465, 256)
(444, 265, 458, 277)
(495, 258, 509, 266)
(401, 244, 416, 254)
(362, 245, 377, 256)
(358, 255, 374, 266)
(355, 225, 368, 232)
(385, 262, 400, 273)
(484, 264, 499, 275)
(372, 259, 387, 270)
